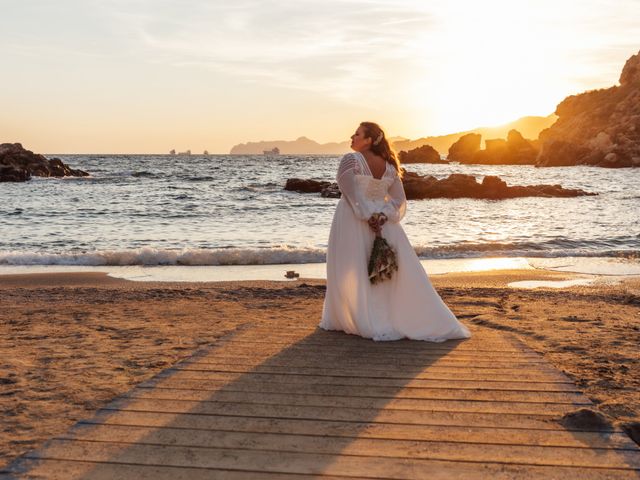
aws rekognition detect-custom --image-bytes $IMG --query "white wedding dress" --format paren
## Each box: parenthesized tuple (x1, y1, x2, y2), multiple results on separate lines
(320, 152, 471, 342)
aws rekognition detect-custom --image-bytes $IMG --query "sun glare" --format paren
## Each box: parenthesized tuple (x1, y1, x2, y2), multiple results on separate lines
(405, 0, 575, 136)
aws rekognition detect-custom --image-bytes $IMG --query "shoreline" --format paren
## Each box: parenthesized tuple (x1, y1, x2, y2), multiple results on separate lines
(1, 269, 638, 468)
(1, 255, 639, 284)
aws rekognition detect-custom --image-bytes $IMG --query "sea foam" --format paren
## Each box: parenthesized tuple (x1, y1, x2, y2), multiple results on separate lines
(0, 246, 326, 266)
(0, 243, 637, 267)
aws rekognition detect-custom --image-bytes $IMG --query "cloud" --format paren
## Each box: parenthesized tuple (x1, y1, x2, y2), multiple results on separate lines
(100, 0, 436, 102)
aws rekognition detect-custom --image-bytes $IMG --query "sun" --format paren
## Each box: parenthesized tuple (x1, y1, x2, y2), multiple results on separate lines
(401, 0, 573, 136)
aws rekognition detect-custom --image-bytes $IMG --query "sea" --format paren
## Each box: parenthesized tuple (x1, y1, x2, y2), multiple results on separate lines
(1, 154, 639, 282)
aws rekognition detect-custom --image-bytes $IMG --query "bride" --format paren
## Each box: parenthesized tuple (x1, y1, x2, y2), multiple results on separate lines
(320, 122, 471, 342)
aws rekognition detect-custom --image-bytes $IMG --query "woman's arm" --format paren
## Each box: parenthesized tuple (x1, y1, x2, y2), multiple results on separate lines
(380, 173, 407, 223)
(336, 154, 375, 221)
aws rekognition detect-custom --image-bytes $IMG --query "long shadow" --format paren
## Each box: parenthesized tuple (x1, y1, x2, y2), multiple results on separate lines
(4, 324, 467, 478)
(5, 323, 640, 478)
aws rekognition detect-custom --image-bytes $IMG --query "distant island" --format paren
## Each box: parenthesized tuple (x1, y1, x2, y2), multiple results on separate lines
(229, 115, 557, 155)
(230, 136, 359, 155)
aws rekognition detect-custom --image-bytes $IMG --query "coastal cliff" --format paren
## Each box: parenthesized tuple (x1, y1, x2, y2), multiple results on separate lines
(535, 49, 640, 168)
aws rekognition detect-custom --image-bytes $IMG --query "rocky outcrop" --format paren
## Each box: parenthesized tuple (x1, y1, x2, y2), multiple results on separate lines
(398, 145, 448, 164)
(284, 178, 332, 193)
(447, 133, 481, 163)
(285, 178, 341, 198)
(447, 130, 539, 165)
(536, 49, 640, 168)
(286, 171, 596, 200)
(472, 130, 540, 165)
(400, 171, 594, 200)
(0, 143, 90, 182)
(394, 115, 557, 156)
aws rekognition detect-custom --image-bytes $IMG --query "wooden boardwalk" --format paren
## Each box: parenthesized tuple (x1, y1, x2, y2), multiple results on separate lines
(4, 322, 640, 479)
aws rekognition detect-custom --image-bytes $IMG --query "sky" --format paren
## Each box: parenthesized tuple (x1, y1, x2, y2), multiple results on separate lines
(1, 0, 638, 153)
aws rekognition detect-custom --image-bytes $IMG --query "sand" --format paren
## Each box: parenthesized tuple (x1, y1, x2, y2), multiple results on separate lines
(1, 269, 639, 468)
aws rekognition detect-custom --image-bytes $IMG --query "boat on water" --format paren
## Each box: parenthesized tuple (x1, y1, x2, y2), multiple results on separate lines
(263, 147, 280, 155)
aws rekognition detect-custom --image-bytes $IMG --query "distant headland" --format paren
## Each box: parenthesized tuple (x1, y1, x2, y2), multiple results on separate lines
(232, 48, 640, 168)
(229, 115, 557, 156)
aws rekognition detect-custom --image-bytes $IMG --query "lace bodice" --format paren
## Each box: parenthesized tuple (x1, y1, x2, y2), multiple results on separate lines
(336, 152, 407, 223)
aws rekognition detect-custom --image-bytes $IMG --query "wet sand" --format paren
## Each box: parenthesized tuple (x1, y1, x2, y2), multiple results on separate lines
(1, 269, 639, 467)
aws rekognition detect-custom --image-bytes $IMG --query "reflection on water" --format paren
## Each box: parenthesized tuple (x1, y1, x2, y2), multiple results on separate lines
(508, 279, 597, 289)
(4, 257, 639, 283)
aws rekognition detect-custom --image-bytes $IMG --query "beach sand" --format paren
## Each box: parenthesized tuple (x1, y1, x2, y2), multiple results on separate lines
(1, 269, 639, 468)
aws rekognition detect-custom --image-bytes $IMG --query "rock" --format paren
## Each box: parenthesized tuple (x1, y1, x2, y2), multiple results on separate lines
(447, 133, 481, 163)
(286, 171, 596, 200)
(457, 130, 540, 165)
(401, 171, 438, 199)
(320, 183, 341, 198)
(536, 49, 640, 168)
(619, 50, 640, 86)
(284, 178, 331, 193)
(0, 165, 31, 182)
(398, 145, 448, 164)
(402, 172, 595, 200)
(559, 408, 613, 431)
(0, 143, 90, 182)
(535, 140, 592, 167)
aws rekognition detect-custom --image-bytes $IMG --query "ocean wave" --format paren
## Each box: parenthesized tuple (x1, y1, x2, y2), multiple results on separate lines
(0, 246, 327, 266)
(183, 175, 215, 182)
(131, 171, 157, 178)
(0, 243, 638, 266)
(415, 241, 639, 259)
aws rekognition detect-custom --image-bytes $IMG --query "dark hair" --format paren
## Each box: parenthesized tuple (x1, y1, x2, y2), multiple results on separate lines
(360, 121, 402, 179)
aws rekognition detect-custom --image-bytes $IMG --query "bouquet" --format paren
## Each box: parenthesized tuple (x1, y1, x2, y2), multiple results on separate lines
(367, 213, 398, 284)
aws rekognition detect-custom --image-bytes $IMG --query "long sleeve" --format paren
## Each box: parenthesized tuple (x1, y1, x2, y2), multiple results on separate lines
(380, 172, 407, 223)
(336, 153, 374, 221)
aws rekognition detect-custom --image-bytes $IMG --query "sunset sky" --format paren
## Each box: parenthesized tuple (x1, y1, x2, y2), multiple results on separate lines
(1, 0, 638, 153)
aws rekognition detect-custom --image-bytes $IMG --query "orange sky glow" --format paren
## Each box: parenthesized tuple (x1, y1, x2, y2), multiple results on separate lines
(1, 0, 638, 153)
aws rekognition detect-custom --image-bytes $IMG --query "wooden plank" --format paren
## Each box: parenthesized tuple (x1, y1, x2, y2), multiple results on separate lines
(10, 459, 638, 480)
(73, 414, 635, 450)
(159, 363, 572, 382)
(197, 343, 540, 356)
(20, 440, 640, 479)
(211, 345, 545, 359)
(55, 425, 640, 468)
(136, 378, 588, 404)
(88, 403, 565, 430)
(213, 337, 532, 353)
(151, 370, 580, 392)
(1, 459, 353, 480)
(181, 358, 567, 374)
(197, 350, 549, 366)
(219, 328, 522, 342)
(93, 403, 625, 448)
(108, 394, 589, 417)
(195, 353, 548, 367)
(190, 355, 550, 368)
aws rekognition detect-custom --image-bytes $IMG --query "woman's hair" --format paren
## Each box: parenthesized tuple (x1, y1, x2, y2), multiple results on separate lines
(360, 121, 402, 179)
